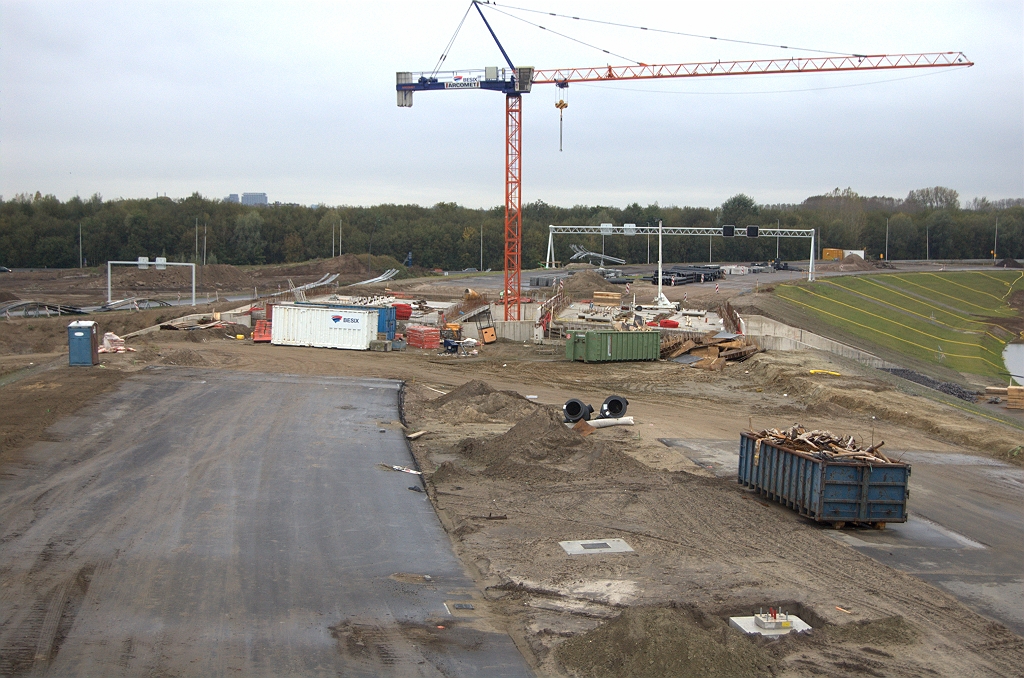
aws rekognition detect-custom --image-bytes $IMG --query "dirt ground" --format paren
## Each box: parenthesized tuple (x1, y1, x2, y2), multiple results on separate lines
(1, 299, 1023, 675)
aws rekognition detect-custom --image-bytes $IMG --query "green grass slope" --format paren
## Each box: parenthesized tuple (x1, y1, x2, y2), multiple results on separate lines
(774, 270, 1024, 379)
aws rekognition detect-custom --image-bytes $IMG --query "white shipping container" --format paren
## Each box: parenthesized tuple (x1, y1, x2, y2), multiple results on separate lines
(270, 304, 379, 350)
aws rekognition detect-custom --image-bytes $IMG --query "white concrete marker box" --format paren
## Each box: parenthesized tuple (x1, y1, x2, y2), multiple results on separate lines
(270, 303, 379, 350)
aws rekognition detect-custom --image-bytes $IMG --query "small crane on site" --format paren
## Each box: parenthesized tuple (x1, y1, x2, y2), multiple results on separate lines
(396, 1, 972, 321)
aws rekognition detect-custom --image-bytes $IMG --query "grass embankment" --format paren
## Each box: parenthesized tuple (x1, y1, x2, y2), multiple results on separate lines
(774, 270, 1024, 379)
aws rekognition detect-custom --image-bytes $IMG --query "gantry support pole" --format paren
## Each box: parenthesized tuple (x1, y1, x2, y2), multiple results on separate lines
(503, 94, 523, 320)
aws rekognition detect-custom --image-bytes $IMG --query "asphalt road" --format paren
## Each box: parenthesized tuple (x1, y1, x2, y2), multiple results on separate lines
(661, 438, 1024, 636)
(831, 450, 1024, 637)
(0, 369, 531, 676)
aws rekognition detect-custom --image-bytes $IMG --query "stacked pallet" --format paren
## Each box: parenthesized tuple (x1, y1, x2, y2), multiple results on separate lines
(1009, 386, 1024, 410)
(406, 325, 441, 349)
(592, 291, 622, 307)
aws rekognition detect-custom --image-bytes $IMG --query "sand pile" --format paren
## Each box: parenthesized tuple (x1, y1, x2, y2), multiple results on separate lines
(562, 270, 620, 299)
(815, 254, 877, 272)
(0, 292, 19, 302)
(449, 406, 593, 484)
(428, 380, 538, 424)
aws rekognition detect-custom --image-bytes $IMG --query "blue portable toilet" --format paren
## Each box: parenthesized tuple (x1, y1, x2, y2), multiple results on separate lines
(68, 320, 99, 366)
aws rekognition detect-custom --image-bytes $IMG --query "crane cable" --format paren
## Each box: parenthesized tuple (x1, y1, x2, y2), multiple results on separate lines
(479, 3, 645, 65)
(483, 1, 867, 58)
(431, 2, 476, 78)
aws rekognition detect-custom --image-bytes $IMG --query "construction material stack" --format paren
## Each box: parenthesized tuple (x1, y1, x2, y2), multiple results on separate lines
(1008, 386, 1024, 410)
(406, 325, 441, 350)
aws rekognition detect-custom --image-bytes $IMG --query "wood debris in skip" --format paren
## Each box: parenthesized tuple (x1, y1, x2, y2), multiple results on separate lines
(751, 424, 895, 464)
(659, 331, 759, 367)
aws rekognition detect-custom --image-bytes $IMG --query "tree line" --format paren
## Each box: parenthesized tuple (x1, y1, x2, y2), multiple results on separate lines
(0, 188, 1020, 270)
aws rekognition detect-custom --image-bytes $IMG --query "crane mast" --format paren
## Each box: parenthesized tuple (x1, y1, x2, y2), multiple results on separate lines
(396, 2, 973, 321)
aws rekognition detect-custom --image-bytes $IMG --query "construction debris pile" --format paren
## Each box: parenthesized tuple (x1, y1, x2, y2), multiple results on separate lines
(751, 424, 894, 463)
(660, 332, 759, 370)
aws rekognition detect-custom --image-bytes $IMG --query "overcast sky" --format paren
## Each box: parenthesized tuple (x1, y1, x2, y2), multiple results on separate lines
(1, 1, 1021, 209)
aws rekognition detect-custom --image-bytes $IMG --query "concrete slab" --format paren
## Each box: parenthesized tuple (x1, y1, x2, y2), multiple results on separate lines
(559, 538, 634, 555)
(729, 615, 812, 636)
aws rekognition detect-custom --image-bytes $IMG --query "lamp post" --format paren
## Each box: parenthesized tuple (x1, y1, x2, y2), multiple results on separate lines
(885, 217, 889, 261)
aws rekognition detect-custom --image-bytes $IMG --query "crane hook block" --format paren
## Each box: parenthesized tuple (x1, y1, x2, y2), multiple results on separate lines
(556, 100, 567, 110)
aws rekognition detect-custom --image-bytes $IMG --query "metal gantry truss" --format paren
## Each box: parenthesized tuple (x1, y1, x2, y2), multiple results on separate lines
(545, 225, 818, 281)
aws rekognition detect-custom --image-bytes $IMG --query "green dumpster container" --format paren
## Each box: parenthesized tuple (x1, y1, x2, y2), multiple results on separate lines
(564, 330, 660, 363)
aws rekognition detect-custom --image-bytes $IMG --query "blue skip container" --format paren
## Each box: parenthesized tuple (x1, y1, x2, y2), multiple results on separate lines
(738, 432, 910, 528)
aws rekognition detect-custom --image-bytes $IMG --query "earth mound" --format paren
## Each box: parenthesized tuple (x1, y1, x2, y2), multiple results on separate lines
(555, 603, 776, 678)
(562, 270, 620, 299)
(995, 257, 1022, 268)
(430, 460, 472, 483)
(253, 254, 406, 279)
(429, 379, 538, 423)
(109, 264, 254, 292)
(815, 254, 877, 272)
(455, 407, 590, 466)
(161, 349, 209, 366)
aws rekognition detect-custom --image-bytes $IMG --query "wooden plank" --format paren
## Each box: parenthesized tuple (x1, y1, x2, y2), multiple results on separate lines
(665, 339, 697, 360)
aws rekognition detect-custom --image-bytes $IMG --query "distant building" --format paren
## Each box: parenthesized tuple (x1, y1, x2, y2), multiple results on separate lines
(241, 192, 268, 206)
(225, 193, 240, 203)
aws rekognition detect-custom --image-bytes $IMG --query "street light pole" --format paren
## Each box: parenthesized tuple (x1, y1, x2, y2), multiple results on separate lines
(885, 217, 889, 261)
(480, 223, 484, 271)
(994, 217, 999, 260)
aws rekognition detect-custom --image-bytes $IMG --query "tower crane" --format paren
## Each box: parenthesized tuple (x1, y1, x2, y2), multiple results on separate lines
(397, 1, 973, 321)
